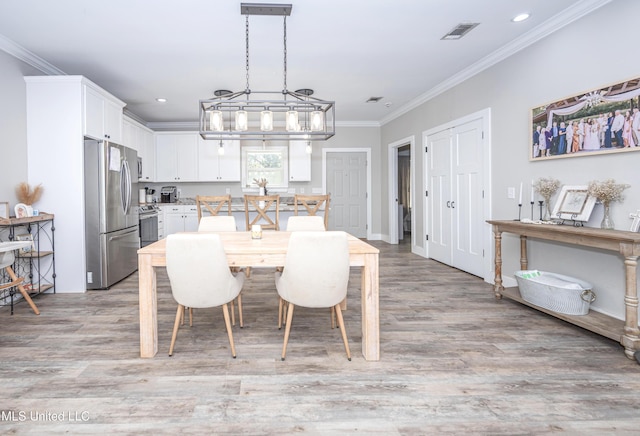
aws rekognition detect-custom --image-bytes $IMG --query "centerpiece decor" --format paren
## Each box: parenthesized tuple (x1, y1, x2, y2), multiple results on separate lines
(254, 178, 268, 208)
(533, 177, 560, 221)
(587, 179, 630, 230)
(15, 182, 43, 217)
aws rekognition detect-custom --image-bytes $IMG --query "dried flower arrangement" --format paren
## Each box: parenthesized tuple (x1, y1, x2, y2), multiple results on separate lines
(253, 178, 268, 188)
(15, 182, 43, 205)
(587, 179, 630, 206)
(533, 177, 561, 199)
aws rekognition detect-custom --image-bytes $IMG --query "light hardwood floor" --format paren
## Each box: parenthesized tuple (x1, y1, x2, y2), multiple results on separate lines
(1, 239, 639, 434)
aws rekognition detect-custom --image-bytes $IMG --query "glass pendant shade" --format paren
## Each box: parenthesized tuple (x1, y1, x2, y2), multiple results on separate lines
(235, 110, 248, 131)
(209, 110, 224, 131)
(286, 110, 299, 132)
(260, 110, 274, 131)
(310, 110, 324, 131)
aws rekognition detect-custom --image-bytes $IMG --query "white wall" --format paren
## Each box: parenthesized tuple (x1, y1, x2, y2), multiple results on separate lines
(380, 0, 640, 321)
(0, 50, 39, 205)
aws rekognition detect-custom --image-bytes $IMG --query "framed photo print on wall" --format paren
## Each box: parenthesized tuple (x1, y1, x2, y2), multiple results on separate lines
(551, 185, 596, 223)
(531, 76, 640, 161)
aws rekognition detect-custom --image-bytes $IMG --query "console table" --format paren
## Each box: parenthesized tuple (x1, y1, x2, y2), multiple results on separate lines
(487, 220, 640, 359)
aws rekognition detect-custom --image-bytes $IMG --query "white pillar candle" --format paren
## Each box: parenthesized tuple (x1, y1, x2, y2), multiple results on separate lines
(530, 179, 535, 202)
(519, 182, 523, 205)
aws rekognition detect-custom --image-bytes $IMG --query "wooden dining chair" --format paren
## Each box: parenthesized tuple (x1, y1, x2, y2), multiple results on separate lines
(195, 195, 232, 221)
(244, 194, 280, 231)
(166, 233, 245, 358)
(294, 194, 330, 230)
(275, 231, 351, 361)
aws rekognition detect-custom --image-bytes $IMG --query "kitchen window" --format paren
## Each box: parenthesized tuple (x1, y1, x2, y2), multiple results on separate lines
(242, 145, 289, 190)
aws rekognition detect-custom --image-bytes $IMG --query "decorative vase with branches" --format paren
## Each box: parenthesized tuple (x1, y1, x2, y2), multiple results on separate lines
(533, 177, 560, 221)
(587, 179, 630, 230)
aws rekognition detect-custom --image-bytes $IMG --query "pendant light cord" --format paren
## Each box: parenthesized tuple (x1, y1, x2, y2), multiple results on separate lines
(283, 16, 287, 93)
(245, 15, 250, 95)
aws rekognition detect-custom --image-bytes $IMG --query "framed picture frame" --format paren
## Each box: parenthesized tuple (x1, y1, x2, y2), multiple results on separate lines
(15, 233, 35, 254)
(551, 185, 596, 223)
(530, 76, 640, 161)
(0, 202, 9, 219)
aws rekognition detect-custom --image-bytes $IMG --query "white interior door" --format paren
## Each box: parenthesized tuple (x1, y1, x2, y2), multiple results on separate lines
(427, 130, 452, 264)
(427, 119, 484, 277)
(452, 120, 484, 277)
(326, 151, 367, 237)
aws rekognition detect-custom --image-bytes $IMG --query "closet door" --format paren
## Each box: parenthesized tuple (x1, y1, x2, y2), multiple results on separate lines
(451, 119, 484, 277)
(427, 129, 453, 264)
(427, 119, 484, 277)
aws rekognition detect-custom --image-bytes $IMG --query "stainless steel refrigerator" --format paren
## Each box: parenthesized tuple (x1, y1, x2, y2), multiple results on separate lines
(84, 138, 139, 289)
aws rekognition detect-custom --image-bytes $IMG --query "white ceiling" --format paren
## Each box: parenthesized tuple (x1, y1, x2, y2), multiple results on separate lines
(0, 0, 610, 127)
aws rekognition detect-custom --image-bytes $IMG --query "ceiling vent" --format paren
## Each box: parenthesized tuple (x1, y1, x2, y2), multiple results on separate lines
(441, 22, 480, 40)
(366, 96, 384, 103)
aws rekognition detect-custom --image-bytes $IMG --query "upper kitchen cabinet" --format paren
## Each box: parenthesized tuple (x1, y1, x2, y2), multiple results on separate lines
(123, 117, 155, 181)
(83, 83, 125, 143)
(197, 138, 241, 182)
(155, 132, 198, 182)
(289, 141, 311, 182)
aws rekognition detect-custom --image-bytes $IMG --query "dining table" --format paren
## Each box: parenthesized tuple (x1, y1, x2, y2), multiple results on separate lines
(137, 231, 381, 361)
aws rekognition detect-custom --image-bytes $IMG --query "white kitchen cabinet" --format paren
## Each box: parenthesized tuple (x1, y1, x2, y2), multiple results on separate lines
(140, 129, 156, 182)
(24, 75, 126, 293)
(155, 133, 198, 182)
(84, 84, 124, 143)
(162, 205, 199, 235)
(198, 138, 241, 182)
(289, 140, 311, 182)
(124, 116, 155, 181)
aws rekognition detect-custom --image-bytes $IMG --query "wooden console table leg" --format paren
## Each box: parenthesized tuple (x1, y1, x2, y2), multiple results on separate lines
(493, 227, 503, 299)
(520, 235, 528, 270)
(621, 250, 639, 359)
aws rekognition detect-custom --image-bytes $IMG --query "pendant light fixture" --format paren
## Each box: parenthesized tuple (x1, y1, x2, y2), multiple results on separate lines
(199, 3, 335, 141)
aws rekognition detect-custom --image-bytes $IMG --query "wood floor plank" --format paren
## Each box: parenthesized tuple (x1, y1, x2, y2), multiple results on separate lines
(1, 240, 638, 434)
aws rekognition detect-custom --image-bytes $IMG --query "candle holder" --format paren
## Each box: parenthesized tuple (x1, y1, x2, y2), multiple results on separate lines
(538, 200, 544, 221)
(515, 203, 522, 221)
(530, 201, 535, 220)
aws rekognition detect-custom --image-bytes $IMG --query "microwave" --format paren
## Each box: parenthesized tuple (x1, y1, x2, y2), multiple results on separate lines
(137, 157, 143, 179)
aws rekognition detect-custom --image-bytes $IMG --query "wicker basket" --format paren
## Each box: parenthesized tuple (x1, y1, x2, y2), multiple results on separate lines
(514, 270, 595, 316)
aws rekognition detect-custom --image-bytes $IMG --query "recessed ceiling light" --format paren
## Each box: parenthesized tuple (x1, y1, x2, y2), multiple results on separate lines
(156, 98, 167, 103)
(512, 13, 530, 22)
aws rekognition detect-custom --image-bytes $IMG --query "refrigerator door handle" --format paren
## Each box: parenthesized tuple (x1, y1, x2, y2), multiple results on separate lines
(121, 159, 132, 215)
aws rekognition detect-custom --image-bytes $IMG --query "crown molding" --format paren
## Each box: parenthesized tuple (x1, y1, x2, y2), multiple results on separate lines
(380, 0, 613, 126)
(0, 33, 66, 75)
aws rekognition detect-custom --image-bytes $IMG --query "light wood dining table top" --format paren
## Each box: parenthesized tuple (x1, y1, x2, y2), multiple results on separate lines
(137, 231, 381, 360)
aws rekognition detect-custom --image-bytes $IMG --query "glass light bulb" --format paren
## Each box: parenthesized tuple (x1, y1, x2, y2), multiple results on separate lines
(260, 110, 273, 131)
(209, 110, 224, 131)
(305, 142, 312, 154)
(286, 110, 299, 132)
(218, 142, 225, 155)
(310, 110, 324, 131)
(235, 110, 248, 131)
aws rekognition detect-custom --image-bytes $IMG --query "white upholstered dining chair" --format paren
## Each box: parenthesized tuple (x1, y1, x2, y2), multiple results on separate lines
(166, 233, 245, 358)
(198, 215, 237, 232)
(275, 231, 351, 361)
(277, 215, 328, 328)
(196, 215, 243, 328)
